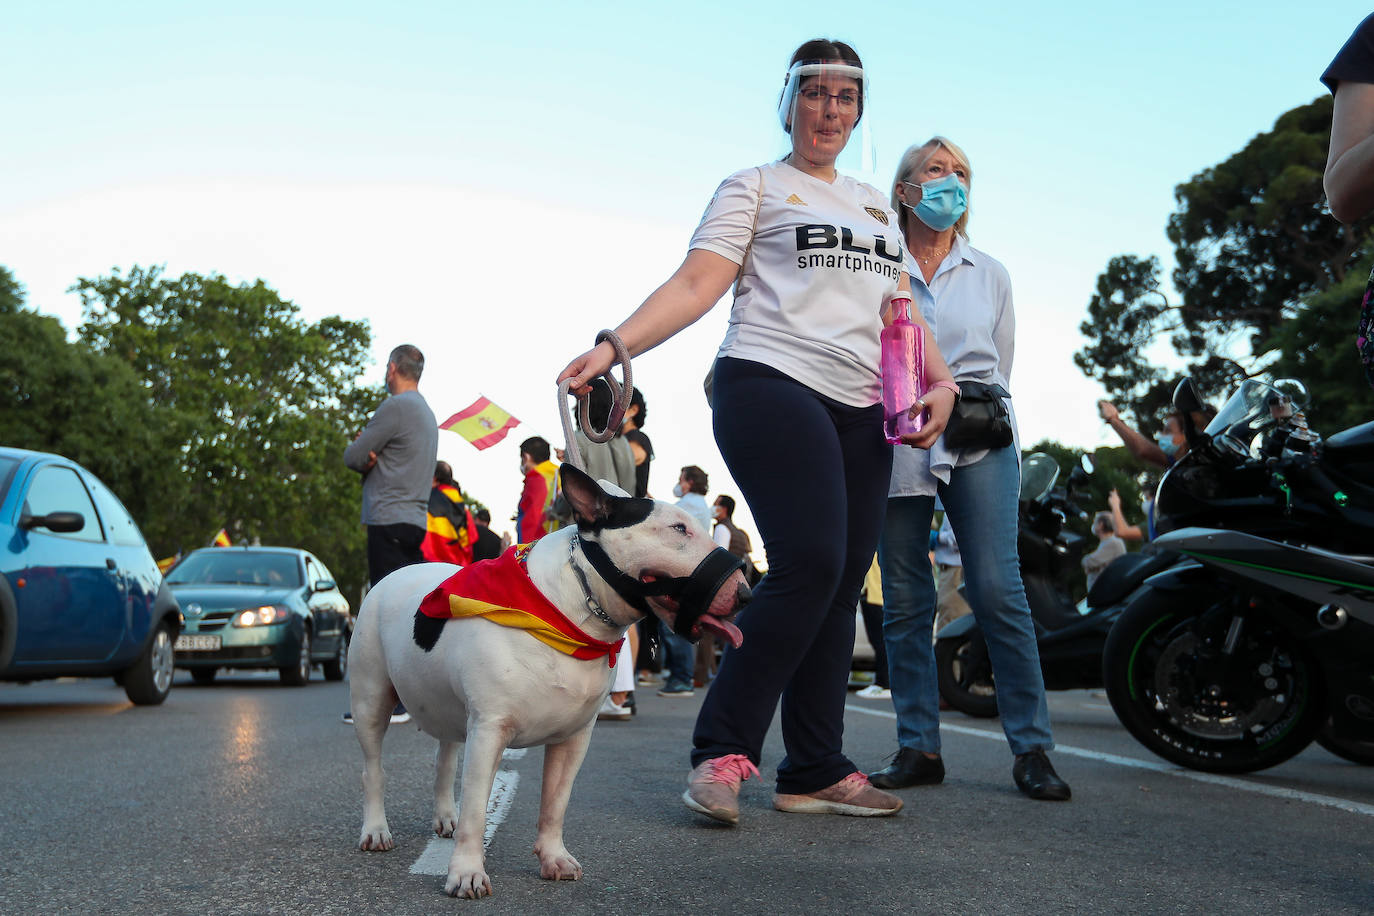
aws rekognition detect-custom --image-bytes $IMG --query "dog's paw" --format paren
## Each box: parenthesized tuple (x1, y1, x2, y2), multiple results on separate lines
(432, 809, 458, 838)
(444, 866, 492, 899)
(358, 822, 394, 852)
(534, 843, 583, 882)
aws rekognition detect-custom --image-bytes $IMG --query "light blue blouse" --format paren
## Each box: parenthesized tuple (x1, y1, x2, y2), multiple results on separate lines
(889, 234, 1021, 498)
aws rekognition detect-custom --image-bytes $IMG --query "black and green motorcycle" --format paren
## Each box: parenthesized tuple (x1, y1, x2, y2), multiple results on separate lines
(1102, 377, 1374, 773)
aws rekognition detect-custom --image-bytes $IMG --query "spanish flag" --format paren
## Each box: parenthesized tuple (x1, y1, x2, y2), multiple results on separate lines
(417, 544, 624, 666)
(156, 553, 181, 574)
(211, 528, 232, 547)
(441, 396, 520, 451)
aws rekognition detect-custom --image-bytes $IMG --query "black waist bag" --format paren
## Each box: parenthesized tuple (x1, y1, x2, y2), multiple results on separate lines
(943, 381, 1013, 450)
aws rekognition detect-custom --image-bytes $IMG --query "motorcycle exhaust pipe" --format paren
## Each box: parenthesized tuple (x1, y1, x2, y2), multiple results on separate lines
(1316, 604, 1349, 630)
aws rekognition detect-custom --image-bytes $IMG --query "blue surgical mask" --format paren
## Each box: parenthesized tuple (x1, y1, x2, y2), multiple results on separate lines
(1156, 434, 1179, 457)
(908, 174, 968, 231)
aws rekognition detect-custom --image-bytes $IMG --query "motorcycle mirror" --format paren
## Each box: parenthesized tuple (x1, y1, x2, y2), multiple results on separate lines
(1080, 453, 1095, 475)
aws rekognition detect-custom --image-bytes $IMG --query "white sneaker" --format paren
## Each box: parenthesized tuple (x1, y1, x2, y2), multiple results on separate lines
(597, 696, 632, 721)
(390, 711, 412, 724)
(855, 684, 891, 700)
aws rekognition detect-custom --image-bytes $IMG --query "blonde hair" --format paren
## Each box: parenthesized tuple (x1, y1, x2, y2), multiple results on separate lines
(890, 136, 973, 239)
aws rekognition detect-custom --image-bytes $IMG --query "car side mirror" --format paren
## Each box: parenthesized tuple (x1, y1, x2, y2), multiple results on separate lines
(20, 511, 85, 533)
(312, 579, 336, 593)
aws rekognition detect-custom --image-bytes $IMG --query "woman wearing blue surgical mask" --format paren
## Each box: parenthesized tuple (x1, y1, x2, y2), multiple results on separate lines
(870, 137, 1072, 801)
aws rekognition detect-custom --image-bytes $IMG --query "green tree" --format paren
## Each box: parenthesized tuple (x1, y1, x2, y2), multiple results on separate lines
(72, 266, 379, 604)
(1076, 95, 1374, 431)
(0, 267, 165, 522)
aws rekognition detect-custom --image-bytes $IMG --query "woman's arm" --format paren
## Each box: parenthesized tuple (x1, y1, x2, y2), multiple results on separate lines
(1108, 488, 1145, 543)
(1326, 81, 1374, 224)
(557, 248, 740, 392)
(1098, 400, 1169, 468)
(897, 270, 956, 449)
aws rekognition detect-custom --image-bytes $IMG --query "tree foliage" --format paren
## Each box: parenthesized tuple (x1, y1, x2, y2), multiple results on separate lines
(1076, 95, 1374, 431)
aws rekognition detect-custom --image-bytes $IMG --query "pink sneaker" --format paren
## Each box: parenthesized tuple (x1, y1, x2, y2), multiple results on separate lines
(773, 772, 903, 817)
(682, 754, 760, 825)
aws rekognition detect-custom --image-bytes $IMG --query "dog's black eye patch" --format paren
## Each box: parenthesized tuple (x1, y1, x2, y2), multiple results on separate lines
(413, 610, 446, 652)
(579, 496, 655, 533)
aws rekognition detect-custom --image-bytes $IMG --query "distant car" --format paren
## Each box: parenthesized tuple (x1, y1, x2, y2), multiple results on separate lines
(166, 547, 351, 686)
(0, 447, 182, 705)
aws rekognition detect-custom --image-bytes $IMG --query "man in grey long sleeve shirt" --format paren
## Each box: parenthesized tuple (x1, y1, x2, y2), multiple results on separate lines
(344, 344, 439, 589)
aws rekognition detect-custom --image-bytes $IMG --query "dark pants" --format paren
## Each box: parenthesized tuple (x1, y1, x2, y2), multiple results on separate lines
(366, 522, 426, 589)
(690, 358, 892, 794)
(860, 601, 890, 689)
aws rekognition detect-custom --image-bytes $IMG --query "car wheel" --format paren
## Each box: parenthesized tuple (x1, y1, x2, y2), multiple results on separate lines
(322, 634, 348, 681)
(123, 622, 175, 705)
(280, 629, 311, 686)
(190, 668, 217, 686)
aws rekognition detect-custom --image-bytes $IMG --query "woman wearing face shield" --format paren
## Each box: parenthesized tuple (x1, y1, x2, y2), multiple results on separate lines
(868, 137, 1071, 801)
(558, 39, 959, 824)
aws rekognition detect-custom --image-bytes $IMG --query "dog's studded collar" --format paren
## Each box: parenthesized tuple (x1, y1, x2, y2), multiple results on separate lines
(567, 534, 622, 629)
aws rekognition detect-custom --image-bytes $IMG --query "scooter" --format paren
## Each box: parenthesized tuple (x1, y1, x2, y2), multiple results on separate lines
(935, 452, 1163, 716)
(1102, 377, 1374, 772)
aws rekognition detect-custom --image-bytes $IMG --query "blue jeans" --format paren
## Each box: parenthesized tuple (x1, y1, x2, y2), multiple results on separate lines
(878, 446, 1053, 756)
(662, 631, 694, 687)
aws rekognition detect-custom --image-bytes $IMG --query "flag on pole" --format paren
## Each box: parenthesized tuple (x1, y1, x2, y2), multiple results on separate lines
(441, 396, 521, 451)
(211, 528, 232, 547)
(156, 553, 181, 574)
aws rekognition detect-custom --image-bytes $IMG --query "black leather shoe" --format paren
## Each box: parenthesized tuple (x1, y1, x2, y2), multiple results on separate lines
(868, 746, 944, 789)
(1013, 749, 1071, 801)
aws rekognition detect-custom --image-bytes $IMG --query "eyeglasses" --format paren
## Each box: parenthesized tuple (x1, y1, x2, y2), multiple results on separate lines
(797, 86, 859, 112)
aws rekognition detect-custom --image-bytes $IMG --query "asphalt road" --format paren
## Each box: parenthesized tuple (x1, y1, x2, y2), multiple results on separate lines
(2, 670, 1371, 915)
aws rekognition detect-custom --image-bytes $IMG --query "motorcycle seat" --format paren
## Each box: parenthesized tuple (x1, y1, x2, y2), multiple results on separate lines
(1086, 550, 1179, 610)
(1323, 419, 1374, 472)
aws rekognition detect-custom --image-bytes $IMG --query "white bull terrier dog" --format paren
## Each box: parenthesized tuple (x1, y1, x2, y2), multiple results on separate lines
(348, 463, 751, 898)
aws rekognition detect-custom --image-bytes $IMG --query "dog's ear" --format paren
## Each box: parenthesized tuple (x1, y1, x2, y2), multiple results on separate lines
(560, 463, 613, 527)
(560, 463, 655, 531)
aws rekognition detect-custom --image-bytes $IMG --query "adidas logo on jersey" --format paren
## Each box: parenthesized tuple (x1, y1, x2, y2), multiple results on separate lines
(785, 193, 807, 206)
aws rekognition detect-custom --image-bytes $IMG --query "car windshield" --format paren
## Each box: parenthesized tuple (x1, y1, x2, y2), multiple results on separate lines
(167, 551, 302, 587)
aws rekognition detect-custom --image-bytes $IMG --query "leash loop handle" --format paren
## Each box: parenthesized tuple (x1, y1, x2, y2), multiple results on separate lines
(558, 330, 633, 470)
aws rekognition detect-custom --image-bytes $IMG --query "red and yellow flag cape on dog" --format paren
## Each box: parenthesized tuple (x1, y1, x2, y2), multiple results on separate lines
(418, 544, 625, 666)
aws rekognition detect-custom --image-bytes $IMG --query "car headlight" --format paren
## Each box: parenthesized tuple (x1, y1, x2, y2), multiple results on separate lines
(232, 605, 291, 627)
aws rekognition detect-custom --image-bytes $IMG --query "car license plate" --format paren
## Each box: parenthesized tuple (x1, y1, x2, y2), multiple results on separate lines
(175, 634, 221, 651)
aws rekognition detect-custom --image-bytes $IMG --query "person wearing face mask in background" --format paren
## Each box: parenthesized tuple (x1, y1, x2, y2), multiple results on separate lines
(871, 137, 1071, 801)
(1096, 400, 1189, 469)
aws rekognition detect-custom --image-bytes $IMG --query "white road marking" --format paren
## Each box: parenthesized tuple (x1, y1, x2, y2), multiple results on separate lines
(846, 704, 1374, 818)
(408, 748, 528, 876)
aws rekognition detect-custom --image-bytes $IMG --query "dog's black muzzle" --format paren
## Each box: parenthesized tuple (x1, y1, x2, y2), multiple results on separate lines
(576, 535, 747, 639)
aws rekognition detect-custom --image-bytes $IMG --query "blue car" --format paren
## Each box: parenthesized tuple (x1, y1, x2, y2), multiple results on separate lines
(0, 447, 182, 705)
(167, 547, 352, 686)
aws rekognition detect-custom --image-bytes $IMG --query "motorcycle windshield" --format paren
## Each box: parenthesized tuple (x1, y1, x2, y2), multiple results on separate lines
(1204, 378, 1308, 456)
(1019, 453, 1060, 503)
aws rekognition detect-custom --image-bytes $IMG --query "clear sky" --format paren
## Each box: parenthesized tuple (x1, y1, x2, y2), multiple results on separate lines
(1, 1, 1367, 541)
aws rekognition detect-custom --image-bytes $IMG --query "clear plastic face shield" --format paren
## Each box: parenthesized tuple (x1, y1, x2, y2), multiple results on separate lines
(776, 60, 876, 178)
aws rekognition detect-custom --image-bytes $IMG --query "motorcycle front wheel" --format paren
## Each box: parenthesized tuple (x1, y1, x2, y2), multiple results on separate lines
(1102, 587, 1325, 774)
(935, 635, 999, 718)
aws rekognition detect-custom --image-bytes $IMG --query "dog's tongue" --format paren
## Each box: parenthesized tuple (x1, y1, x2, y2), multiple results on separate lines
(699, 615, 743, 649)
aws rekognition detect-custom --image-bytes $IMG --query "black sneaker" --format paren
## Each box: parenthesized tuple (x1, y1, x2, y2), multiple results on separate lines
(658, 681, 695, 697)
(1013, 749, 1071, 801)
(868, 747, 944, 789)
(341, 711, 353, 724)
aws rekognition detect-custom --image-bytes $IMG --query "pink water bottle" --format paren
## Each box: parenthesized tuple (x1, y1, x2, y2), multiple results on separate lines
(881, 291, 927, 443)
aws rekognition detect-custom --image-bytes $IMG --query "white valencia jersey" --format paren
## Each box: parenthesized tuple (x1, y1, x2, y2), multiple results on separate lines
(690, 159, 902, 407)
